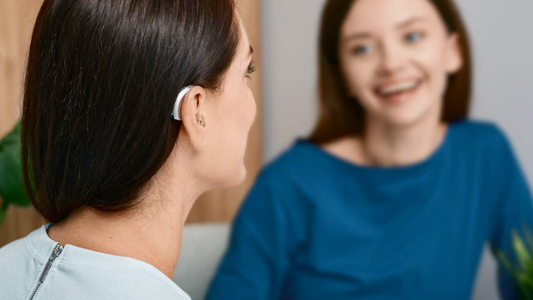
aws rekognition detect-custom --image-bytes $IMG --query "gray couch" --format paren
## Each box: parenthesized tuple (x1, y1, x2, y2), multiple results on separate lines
(174, 224, 231, 300)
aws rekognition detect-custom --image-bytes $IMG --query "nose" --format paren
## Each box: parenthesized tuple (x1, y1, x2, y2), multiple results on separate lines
(377, 40, 406, 76)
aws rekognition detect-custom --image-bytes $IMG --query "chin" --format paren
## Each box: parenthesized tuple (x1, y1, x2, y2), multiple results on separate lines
(381, 103, 432, 128)
(385, 114, 423, 127)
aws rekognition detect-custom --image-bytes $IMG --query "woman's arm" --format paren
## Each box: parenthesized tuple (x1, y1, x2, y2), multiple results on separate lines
(206, 170, 305, 300)
(487, 127, 533, 300)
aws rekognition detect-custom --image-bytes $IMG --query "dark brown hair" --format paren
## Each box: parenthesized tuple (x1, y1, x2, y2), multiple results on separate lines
(22, 0, 240, 223)
(309, 0, 472, 144)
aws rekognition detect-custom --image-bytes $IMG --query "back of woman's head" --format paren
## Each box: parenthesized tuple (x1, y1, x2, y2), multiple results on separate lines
(22, 0, 240, 223)
(310, 0, 472, 144)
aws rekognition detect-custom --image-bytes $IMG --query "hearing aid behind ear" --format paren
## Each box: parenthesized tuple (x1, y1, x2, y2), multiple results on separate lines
(171, 85, 193, 121)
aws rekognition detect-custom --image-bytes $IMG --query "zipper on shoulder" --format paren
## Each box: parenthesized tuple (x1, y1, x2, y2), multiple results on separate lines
(29, 243, 63, 300)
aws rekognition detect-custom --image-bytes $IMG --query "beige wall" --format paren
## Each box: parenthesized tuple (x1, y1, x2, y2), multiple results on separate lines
(0, 0, 262, 246)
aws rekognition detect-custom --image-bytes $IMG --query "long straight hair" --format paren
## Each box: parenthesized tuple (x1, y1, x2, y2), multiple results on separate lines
(309, 0, 472, 144)
(22, 0, 240, 223)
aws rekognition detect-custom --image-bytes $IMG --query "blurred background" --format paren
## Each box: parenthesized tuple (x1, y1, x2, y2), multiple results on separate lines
(1, 0, 532, 299)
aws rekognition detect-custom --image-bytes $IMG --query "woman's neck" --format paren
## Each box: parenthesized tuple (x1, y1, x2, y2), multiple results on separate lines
(323, 114, 447, 168)
(361, 117, 447, 167)
(47, 169, 202, 279)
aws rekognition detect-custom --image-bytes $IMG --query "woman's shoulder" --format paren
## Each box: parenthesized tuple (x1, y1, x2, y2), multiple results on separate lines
(0, 225, 191, 300)
(449, 119, 510, 151)
(52, 243, 191, 299)
(0, 226, 43, 266)
(0, 233, 31, 259)
(0, 228, 45, 299)
(448, 120, 520, 178)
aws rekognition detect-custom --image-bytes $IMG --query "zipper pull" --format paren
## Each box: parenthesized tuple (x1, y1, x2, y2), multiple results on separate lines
(39, 243, 63, 283)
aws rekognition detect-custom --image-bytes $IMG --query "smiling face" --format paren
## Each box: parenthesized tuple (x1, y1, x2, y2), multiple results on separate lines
(339, 0, 463, 128)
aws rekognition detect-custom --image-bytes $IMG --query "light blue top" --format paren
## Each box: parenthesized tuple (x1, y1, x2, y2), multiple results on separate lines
(0, 224, 191, 300)
(208, 121, 533, 300)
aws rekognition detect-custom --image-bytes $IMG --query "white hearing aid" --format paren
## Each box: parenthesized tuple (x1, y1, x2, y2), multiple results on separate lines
(171, 85, 193, 121)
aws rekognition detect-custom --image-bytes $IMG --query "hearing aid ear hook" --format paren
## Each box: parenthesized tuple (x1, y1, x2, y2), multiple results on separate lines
(171, 85, 193, 121)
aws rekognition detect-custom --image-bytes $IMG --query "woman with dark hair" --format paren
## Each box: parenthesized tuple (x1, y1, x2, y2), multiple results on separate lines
(0, 0, 256, 299)
(208, 0, 533, 299)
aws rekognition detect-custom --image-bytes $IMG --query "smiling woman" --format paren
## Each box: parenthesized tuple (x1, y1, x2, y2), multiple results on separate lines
(207, 1, 533, 300)
(311, 0, 471, 143)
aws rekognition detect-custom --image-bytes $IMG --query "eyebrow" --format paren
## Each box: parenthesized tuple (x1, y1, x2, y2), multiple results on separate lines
(342, 17, 429, 44)
(343, 33, 372, 44)
(248, 45, 254, 59)
(396, 17, 428, 29)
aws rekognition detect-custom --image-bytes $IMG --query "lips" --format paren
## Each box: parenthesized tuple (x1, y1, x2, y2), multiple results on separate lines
(375, 80, 421, 104)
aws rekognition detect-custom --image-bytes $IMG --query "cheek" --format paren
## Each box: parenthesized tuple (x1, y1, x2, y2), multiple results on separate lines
(224, 87, 254, 185)
(416, 41, 450, 77)
(341, 58, 376, 98)
(229, 86, 255, 152)
(246, 89, 257, 127)
(411, 44, 451, 99)
(422, 59, 448, 99)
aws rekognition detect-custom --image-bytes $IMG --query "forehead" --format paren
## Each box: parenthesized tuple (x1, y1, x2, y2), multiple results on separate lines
(342, 0, 442, 34)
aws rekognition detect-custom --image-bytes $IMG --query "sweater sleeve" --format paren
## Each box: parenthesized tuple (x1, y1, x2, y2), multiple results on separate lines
(487, 127, 533, 300)
(206, 170, 306, 300)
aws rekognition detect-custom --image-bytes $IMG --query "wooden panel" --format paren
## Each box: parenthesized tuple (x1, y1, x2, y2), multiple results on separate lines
(0, 206, 45, 246)
(0, 0, 263, 246)
(0, 1, 42, 136)
(0, 1, 46, 247)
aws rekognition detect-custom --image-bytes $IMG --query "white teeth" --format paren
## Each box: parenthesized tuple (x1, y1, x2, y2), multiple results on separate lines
(379, 81, 418, 96)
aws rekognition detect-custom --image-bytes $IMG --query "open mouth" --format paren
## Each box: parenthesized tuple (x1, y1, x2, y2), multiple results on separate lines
(376, 80, 421, 103)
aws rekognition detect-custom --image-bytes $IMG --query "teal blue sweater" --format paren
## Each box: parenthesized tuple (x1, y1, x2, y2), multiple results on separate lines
(208, 121, 533, 300)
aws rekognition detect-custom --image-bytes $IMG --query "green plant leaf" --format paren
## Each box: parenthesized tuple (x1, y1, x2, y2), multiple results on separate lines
(497, 228, 533, 299)
(0, 121, 31, 210)
(518, 273, 533, 288)
(513, 231, 533, 273)
(517, 273, 533, 300)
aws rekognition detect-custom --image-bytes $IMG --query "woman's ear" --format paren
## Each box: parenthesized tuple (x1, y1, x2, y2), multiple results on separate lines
(179, 86, 209, 152)
(446, 33, 463, 74)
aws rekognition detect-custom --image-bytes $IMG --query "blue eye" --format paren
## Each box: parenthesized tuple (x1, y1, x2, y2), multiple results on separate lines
(352, 45, 372, 55)
(405, 32, 422, 43)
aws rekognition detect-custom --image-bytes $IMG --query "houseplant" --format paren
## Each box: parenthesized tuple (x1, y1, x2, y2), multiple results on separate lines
(498, 228, 533, 300)
(0, 121, 31, 226)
